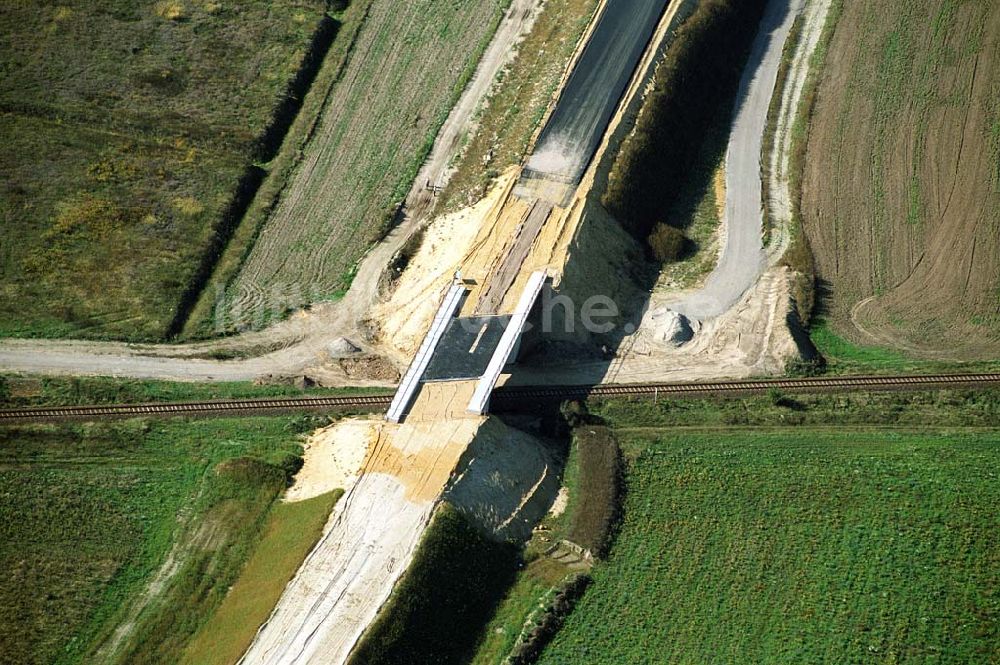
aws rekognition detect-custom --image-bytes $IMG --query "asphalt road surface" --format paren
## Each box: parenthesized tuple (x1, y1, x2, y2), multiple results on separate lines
(524, 0, 669, 184)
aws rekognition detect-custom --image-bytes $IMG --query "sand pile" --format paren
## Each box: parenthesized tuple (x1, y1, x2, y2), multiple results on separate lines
(285, 418, 378, 503)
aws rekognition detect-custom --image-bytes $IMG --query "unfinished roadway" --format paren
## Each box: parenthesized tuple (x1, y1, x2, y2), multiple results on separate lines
(0, 0, 827, 395)
(235, 3, 686, 663)
(520, 0, 669, 196)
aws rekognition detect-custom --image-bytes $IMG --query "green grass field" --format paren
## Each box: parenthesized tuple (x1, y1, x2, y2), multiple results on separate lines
(0, 416, 316, 664)
(0, 1, 326, 340)
(538, 428, 1000, 663)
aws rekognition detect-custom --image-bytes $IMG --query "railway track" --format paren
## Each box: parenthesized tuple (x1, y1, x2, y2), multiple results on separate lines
(2, 373, 999, 424)
(0, 393, 394, 424)
(498, 372, 1000, 400)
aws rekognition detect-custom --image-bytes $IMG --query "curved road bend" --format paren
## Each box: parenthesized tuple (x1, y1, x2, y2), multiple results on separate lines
(663, 0, 804, 321)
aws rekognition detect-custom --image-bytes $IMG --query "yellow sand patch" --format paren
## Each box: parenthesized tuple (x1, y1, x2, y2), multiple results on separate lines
(713, 165, 726, 220)
(172, 196, 204, 217)
(285, 418, 377, 502)
(363, 417, 483, 503)
(154, 1, 186, 20)
(375, 174, 515, 358)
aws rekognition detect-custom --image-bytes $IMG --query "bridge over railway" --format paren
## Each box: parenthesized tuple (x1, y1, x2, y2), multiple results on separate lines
(382, 0, 682, 423)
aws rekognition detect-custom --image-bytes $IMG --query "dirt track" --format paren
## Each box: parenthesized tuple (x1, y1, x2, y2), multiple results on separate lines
(661, 0, 803, 321)
(568, 0, 834, 387)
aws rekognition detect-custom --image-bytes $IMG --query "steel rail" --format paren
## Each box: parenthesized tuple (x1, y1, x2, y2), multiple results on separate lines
(2, 373, 998, 423)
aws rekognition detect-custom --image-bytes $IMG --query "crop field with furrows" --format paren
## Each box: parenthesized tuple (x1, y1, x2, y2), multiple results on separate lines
(0, 1, 325, 341)
(538, 428, 1000, 664)
(222, 0, 511, 330)
(800, 0, 1000, 360)
(0, 416, 319, 665)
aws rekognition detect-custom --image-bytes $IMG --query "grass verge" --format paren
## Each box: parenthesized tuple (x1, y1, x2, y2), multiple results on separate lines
(780, 1, 843, 326)
(590, 388, 1000, 430)
(470, 415, 618, 664)
(0, 375, 388, 408)
(807, 321, 1000, 376)
(761, 13, 803, 244)
(471, 569, 570, 665)
(180, 490, 343, 665)
(651, 112, 727, 288)
(562, 425, 620, 558)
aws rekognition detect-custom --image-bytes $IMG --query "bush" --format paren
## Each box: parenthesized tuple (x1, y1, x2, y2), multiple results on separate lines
(507, 574, 592, 665)
(273, 452, 305, 482)
(602, 0, 769, 237)
(780, 229, 816, 323)
(560, 400, 589, 428)
(647, 223, 686, 262)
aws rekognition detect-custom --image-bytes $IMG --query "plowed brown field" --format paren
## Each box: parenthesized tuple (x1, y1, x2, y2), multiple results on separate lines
(801, 0, 1000, 359)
